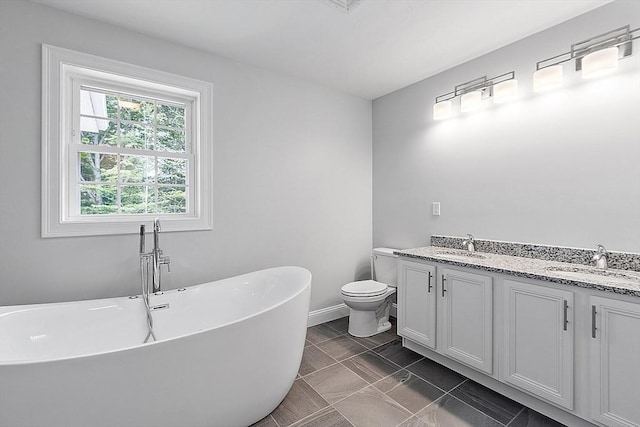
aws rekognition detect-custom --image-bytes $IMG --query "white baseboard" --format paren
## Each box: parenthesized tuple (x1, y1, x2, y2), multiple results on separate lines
(307, 303, 397, 327)
(307, 303, 349, 327)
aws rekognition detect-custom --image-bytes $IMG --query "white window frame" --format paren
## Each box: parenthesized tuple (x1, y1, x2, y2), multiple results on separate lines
(42, 45, 213, 237)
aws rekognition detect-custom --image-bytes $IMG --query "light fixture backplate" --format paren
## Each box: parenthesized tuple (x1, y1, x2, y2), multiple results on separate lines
(573, 25, 633, 71)
(455, 76, 493, 99)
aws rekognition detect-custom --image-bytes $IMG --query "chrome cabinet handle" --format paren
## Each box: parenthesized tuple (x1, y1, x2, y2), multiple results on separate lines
(592, 305, 597, 338)
(427, 272, 433, 293)
(441, 274, 446, 297)
(563, 300, 568, 331)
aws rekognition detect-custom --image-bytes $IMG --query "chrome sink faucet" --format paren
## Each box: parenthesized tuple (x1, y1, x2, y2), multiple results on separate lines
(593, 244, 609, 269)
(151, 219, 171, 293)
(462, 234, 476, 252)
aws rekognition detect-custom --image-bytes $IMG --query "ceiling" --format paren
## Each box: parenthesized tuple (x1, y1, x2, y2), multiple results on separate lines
(33, 0, 612, 100)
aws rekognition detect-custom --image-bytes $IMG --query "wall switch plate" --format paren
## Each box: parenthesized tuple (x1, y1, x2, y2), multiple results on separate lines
(432, 202, 441, 216)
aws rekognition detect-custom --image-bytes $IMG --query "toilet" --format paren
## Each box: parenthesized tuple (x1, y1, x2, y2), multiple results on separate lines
(341, 248, 398, 337)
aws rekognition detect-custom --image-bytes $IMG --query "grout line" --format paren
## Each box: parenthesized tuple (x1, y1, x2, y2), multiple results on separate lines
(270, 414, 281, 427)
(330, 403, 356, 427)
(446, 393, 509, 426)
(300, 359, 341, 379)
(395, 413, 415, 427)
(448, 378, 468, 393)
(505, 407, 526, 426)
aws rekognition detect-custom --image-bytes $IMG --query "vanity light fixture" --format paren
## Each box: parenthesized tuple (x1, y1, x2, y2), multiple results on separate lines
(533, 25, 639, 92)
(433, 71, 517, 120)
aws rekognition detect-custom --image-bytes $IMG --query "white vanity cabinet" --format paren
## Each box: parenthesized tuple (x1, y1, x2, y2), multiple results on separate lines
(589, 296, 640, 427)
(440, 267, 493, 374)
(397, 259, 493, 374)
(397, 259, 436, 349)
(397, 253, 640, 427)
(502, 279, 574, 409)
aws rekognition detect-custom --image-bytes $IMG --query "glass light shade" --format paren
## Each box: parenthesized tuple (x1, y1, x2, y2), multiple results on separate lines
(493, 79, 519, 104)
(460, 90, 482, 112)
(582, 47, 618, 79)
(533, 65, 563, 92)
(433, 100, 452, 120)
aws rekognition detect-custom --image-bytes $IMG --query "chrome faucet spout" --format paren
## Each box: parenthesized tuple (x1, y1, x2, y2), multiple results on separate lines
(462, 234, 476, 252)
(593, 244, 609, 269)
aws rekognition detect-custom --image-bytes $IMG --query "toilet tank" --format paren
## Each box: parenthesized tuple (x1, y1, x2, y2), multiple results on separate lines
(372, 248, 398, 287)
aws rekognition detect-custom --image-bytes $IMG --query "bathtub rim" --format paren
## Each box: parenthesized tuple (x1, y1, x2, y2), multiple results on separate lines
(0, 265, 312, 366)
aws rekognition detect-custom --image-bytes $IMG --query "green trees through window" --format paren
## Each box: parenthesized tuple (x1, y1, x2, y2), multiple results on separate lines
(78, 89, 188, 215)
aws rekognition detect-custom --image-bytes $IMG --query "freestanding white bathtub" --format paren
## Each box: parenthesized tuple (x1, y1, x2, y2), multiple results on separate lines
(0, 266, 311, 427)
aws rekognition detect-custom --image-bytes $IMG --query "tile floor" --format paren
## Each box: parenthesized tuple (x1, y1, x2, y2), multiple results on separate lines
(252, 317, 566, 427)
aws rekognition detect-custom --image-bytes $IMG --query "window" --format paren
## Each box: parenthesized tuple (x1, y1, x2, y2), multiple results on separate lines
(42, 45, 212, 237)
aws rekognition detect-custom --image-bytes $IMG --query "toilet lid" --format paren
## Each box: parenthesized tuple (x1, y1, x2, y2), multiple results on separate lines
(341, 280, 388, 297)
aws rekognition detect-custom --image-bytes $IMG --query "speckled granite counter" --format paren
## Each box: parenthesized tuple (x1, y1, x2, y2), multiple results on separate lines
(395, 246, 640, 298)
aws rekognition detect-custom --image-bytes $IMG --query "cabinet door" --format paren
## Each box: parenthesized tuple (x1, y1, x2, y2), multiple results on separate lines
(502, 279, 574, 409)
(440, 268, 493, 374)
(590, 296, 640, 427)
(397, 260, 437, 349)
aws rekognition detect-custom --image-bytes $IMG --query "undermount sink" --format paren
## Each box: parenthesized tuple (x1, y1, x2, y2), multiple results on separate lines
(545, 265, 640, 284)
(433, 249, 487, 260)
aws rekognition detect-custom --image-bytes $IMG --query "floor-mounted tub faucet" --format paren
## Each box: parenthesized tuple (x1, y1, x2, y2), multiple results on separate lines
(152, 218, 171, 293)
(462, 234, 476, 252)
(593, 244, 609, 269)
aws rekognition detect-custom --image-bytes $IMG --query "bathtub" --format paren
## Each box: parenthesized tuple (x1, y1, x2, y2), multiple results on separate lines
(0, 266, 311, 427)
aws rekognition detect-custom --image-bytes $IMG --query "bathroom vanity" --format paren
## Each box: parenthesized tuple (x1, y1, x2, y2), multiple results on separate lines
(395, 237, 640, 427)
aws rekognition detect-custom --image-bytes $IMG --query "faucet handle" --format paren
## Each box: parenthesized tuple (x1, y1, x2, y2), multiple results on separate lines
(160, 256, 171, 272)
(467, 234, 475, 241)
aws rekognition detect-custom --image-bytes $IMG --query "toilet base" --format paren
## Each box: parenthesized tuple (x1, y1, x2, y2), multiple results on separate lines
(347, 298, 393, 338)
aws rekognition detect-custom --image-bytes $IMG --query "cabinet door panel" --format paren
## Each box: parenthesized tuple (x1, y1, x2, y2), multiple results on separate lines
(397, 260, 436, 349)
(590, 296, 640, 427)
(502, 280, 573, 410)
(440, 268, 493, 374)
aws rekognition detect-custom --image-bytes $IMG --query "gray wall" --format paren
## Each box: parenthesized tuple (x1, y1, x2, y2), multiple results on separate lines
(373, 0, 640, 253)
(0, 0, 372, 309)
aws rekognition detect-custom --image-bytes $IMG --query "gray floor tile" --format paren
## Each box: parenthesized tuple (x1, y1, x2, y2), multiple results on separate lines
(307, 324, 343, 344)
(271, 378, 329, 426)
(299, 345, 337, 376)
(451, 380, 523, 425)
(414, 395, 503, 427)
(290, 406, 354, 427)
(316, 336, 369, 361)
(373, 339, 423, 368)
(373, 370, 444, 414)
(406, 358, 466, 392)
(508, 408, 567, 427)
(397, 417, 429, 427)
(305, 363, 368, 404)
(350, 330, 397, 349)
(250, 414, 278, 427)
(341, 351, 401, 384)
(306, 339, 314, 347)
(333, 386, 412, 427)
(325, 316, 350, 334)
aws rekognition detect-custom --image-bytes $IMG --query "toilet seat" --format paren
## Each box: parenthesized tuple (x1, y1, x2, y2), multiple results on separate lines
(341, 280, 389, 298)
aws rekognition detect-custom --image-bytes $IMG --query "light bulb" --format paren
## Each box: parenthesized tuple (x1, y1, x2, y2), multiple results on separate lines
(433, 100, 452, 120)
(460, 91, 482, 112)
(493, 79, 519, 103)
(582, 47, 618, 79)
(533, 65, 563, 92)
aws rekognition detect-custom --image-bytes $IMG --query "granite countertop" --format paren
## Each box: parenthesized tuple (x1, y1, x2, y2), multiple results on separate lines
(395, 246, 640, 298)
